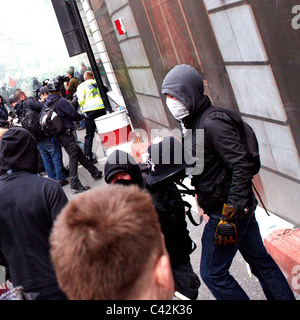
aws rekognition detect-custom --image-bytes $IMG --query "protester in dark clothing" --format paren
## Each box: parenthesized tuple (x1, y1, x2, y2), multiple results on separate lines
(104, 147, 200, 299)
(146, 137, 200, 300)
(38, 87, 68, 186)
(32, 77, 42, 100)
(96, 58, 111, 91)
(0, 95, 9, 128)
(0, 127, 68, 300)
(161, 64, 295, 300)
(44, 78, 103, 194)
(0, 95, 8, 120)
(13, 89, 43, 123)
(64, 68, 79, 101)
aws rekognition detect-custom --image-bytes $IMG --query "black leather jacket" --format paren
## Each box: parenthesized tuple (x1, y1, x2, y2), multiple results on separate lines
(185, 97, 254, 214)
(161, 64, 255, 215)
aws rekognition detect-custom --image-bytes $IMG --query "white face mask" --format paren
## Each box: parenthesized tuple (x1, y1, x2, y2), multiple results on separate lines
(166, 97, 189, 121)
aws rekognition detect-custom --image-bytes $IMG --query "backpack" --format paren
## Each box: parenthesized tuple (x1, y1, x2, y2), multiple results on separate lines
(200, 106, 261, 175)
(20, 107, 44, 140)
(39, 98, 66, 136)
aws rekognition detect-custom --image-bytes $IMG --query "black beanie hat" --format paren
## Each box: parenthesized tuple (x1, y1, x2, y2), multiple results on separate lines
(104, 150, 143, 187)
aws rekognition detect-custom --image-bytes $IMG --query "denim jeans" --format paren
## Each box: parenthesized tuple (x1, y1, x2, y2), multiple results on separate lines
(200, 200, 295, 300)
(37, 137, 66, 182)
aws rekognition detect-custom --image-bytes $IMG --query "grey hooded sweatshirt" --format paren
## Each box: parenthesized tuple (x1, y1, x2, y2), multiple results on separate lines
(162, 64, 255, 214)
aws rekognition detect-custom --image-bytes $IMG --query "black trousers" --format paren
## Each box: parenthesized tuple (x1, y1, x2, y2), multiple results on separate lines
(84, 108, 106, 157)
(56, 131, 98, 188)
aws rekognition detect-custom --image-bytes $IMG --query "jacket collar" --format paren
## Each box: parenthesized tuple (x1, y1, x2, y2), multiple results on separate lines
(183, 95, 212, 128)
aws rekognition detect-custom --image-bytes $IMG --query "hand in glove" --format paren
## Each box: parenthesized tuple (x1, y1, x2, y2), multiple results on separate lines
(214, 204, 238, 246)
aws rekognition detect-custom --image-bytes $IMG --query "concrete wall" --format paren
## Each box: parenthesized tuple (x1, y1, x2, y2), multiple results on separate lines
(203, 0, 300, 226)
(77, 0, 125, 108)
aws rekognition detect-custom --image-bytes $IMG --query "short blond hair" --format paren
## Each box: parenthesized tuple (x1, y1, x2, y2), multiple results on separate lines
(50, 184, 164, 300)
(84, 70, 94, 81)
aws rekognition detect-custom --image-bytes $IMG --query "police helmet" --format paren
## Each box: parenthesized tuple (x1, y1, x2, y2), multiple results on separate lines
(146, 136, 197, 185)
(47, 77, 63, 92)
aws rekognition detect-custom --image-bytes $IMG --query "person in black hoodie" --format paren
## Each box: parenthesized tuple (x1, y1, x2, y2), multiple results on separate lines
(0, 95, 9, 128)
(0, 126, 68, 300)
(104, 145, 200, 300)
(161, 64, 295, 300)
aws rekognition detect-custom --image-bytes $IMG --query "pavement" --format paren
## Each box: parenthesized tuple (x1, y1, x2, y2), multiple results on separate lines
(59, 128, 299, 300)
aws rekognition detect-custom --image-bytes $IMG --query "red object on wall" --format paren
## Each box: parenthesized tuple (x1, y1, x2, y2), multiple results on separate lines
(114, 18, 126, 35)
(99, 124, 132, 148)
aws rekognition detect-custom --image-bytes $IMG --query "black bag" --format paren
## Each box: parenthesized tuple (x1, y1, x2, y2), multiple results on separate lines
(20, 108, 44, 139)
(20, 107, 45, 141)
(200, 106, 261, 175)
(40, 98, 65, 136)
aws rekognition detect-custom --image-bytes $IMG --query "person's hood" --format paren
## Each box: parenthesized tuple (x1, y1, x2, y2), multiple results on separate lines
(104, 150, 143, 187)
(14, 100, 25, 117)
(0, 126, 38, 175)
(162, 64, 213, 128)
(45, 94, 61, 107)
(161, 64, 205, 114)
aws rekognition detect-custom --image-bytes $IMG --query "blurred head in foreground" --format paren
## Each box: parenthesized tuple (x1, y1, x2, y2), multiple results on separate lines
(50, 184, 174, 300)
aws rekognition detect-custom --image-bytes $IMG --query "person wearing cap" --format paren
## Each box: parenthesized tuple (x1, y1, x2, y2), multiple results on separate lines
(64, 68, 79, 101)
(161, 64, 295, 300)
(104, 140, 200, 300)
(0, 126, 68, 300)
(43, 77, 103, 194)
(8, 94, 16, 109)
(104, 149, 146, 188)
(37, 86, 68, 187)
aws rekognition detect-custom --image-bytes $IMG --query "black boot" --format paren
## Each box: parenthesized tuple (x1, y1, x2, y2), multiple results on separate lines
(92, 170, 103, 181)
(71, 185, 91, 194)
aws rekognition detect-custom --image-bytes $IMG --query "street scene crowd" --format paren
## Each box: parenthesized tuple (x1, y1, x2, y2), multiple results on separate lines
(0, 63, 296, 300)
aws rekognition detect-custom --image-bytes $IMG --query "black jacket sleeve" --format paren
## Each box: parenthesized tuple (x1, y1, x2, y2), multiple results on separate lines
(46, 183, 68, 222)
(205, 112, 254, 210)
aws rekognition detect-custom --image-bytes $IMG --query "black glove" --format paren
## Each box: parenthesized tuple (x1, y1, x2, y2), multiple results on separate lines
(214, 204, 238, 246)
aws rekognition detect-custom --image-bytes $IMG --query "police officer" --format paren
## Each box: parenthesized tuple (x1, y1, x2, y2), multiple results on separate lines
(104, 137, 201, 300)
(76, 71, 106, 163)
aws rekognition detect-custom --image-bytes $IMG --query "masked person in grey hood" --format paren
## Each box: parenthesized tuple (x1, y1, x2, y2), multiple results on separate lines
(0, 127, 68, 300)
(161, 64, 295, 300)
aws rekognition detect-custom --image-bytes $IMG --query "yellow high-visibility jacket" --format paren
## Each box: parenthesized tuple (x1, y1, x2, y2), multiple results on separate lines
(77, 79, 105, 113)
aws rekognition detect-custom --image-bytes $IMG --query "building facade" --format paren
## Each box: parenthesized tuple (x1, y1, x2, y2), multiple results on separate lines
(75, 0, 300, 226)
